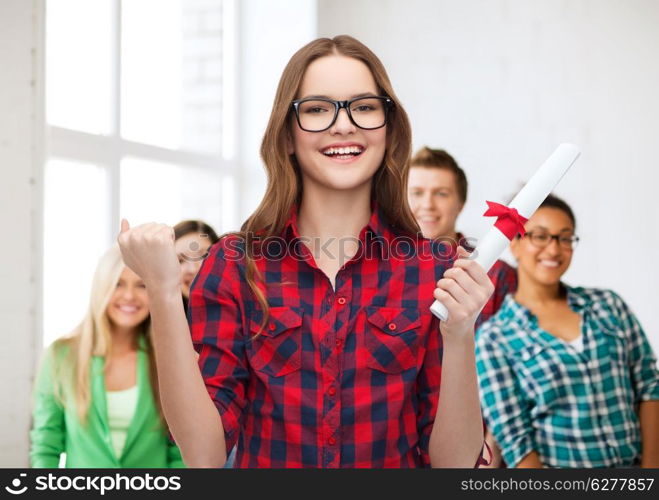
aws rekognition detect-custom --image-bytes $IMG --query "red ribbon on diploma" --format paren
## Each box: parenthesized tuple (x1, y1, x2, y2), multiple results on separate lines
(484, 201, 529, 240)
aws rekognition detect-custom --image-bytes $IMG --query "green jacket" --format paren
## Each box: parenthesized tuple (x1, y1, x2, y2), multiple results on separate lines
(30, 340, 184, 468)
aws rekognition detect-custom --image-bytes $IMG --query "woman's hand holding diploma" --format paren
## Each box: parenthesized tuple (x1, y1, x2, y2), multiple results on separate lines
(429, 245, 495, 467)
(431, 143, 581, 321)
(433, 246, 494, 338)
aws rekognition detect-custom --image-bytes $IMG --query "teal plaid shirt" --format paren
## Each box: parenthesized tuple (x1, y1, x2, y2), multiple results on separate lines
(475, 286, 659, 468)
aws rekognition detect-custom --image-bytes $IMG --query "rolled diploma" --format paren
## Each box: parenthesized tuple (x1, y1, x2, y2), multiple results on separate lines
(430, 143, 581, 321)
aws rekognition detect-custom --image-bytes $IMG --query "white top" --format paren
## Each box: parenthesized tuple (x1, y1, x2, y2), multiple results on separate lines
(106, 385, 138, 459)
(565, 335, 584, 353)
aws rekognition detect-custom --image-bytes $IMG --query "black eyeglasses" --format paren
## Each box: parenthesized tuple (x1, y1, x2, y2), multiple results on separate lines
(291, 96, 393, 132)
(521, 231, 580, 250)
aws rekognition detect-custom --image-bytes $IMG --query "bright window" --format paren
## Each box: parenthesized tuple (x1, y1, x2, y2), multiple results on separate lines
(43, 160, 111, 341)
(46, 0, 114, 134)
(44, 0, 237, 347)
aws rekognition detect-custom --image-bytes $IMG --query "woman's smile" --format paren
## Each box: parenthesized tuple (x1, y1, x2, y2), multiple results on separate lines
(320, 141, 365, 163)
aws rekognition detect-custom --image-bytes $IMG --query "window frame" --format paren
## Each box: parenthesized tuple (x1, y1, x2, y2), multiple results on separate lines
(46, 0, 239, 239)
(43, 0, 240, 346)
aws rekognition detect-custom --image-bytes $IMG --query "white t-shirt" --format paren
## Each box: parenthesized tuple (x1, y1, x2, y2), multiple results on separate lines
(565, 335, 584, 353)
(106, 385, 138, 459)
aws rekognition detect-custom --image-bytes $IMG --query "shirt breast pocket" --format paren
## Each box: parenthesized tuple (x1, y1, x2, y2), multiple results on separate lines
(515, 343, 568, 403)
(247, 306, 303, 377)
(364, 306, 422, 374)
(591, 315, 628, 366)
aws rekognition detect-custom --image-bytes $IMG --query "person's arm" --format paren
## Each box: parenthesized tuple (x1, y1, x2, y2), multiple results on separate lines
(147, 287, 227, 467)
(475, 325, 539, 468)
(30, 348, 65, 468)
(429, 335, 484, 467)
(478, 430, 503, 469)
(427, 247, 495, 467)
(166, 438, 186, 468)
(639, 401, 659, 468)
(118, 221, 229, 468)
(517, 451, 543, 468)
(611, 291, 659, 467)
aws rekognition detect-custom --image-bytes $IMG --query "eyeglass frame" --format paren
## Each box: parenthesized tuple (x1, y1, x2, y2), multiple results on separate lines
(519, 230, 580, 250)
(290, 96, 393, 133)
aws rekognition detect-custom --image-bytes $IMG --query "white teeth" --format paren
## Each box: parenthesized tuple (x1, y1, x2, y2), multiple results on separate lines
(118, 306, 139, 313)
(539, 260, 559, 268)
(322, 146, 364, 156)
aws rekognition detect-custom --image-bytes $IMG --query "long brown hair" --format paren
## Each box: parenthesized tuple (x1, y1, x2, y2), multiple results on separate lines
(237, 35, 419, 330)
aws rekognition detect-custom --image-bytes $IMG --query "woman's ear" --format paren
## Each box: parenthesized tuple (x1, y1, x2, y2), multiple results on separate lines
(509, 237, 521, 261)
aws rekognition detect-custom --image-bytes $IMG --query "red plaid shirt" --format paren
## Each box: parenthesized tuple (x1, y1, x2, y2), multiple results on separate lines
(189, 207, 484, 467)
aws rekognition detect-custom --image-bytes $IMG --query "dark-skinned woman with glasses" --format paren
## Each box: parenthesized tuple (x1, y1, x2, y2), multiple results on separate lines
(475, 194, 659, 468)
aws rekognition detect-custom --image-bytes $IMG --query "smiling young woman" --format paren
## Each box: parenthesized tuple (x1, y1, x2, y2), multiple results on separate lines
(30, 246, 183, 468)
(118, 35, 495, 468)
(475, 194, 659, 468)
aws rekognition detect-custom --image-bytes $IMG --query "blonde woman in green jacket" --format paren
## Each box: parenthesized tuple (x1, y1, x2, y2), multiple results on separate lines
(30, 245, 184, 468)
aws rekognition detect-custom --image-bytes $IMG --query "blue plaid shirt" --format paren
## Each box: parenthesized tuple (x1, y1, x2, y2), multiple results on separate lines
(475, 286, 659, 468)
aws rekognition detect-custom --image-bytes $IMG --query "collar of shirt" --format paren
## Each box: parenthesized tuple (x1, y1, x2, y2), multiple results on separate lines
(496, 284, 594, 349)
(281, 202, 396, 265)
(501, 283, 591, 320)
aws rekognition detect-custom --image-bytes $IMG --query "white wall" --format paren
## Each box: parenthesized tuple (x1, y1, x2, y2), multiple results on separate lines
(238, 0, 317, 220)
(318, 0, 659, 352)
(0, 0, 44, 466)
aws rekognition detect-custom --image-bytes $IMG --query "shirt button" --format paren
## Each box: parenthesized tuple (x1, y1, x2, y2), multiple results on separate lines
(328, 437, 336, 446)
(337, 297, 346, 305)
(388, 322, 397, 331)
(335, 338, 342, 347)
(328, 387, 336, 396)
(268, 323, 276, 331)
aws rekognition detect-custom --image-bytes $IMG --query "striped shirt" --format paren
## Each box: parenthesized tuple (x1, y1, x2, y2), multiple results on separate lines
(475, 286, 659, 468)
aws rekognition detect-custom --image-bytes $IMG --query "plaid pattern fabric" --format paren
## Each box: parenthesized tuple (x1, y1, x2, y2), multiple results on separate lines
(188, 206, 460, 467)
(477, 260, 517, 330)
(475, 286, 659, 468)
(454, 233, 518, 331)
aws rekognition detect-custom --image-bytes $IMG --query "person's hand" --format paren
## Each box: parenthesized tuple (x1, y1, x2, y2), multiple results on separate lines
(433, 246, 494, 338)
(117, 219, 181, 294)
